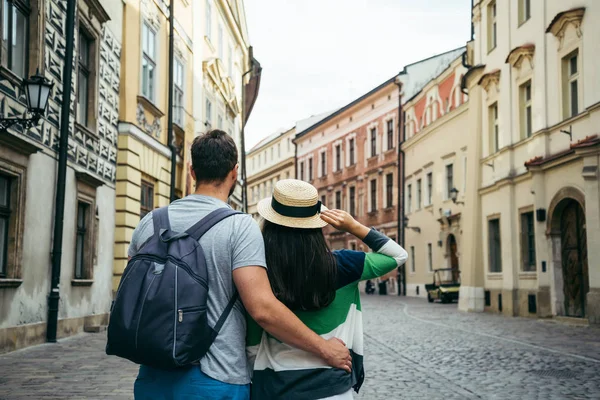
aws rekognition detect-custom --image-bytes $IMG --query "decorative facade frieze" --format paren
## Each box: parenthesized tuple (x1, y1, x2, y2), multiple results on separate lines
(506, 44, 535, 70)
(477, 69, 501, 93)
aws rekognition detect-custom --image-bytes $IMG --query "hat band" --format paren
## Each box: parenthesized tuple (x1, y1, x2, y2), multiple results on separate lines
(271, 197, 321, 218)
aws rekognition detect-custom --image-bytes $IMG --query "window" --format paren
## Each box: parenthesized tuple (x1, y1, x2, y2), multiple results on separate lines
(407, 184, 412, 213)
(77, 29, 92, 126)
(416, 179, 422, 209)
(370, 179, 377, 212)
(277, 143, 281, 158)
(0, 175, 11, 278)
(335, 145, 341, 171)
(287, 138, 291, 152)
(173, 58, 184, 127)
(321, 195, 326, 208)
(462, 156, 467, 194)
(370, 128, 377, 157)
(75, 202, 90, 279)
(320, 150, 327, 177)
(446, 164, 454, 200)
(488, 1, 497, 52)
(520, 211, 536, 272)
(218, 25, 223, 59)
(563, 51, 579, 119)
(349, 138, 355, 165)
(426, 172, 432, 205)
(270, 147, 273, 161)
(489, 103, 499, 153)
(349, 186, 356, 216)
(308, 158, 313, 181)
(205, 0, 212, 41)
(350, 242, 357, 251)
(386, 173, 393, 208)
(387, 120, 394, 150)
(520, 81, 532, 138)
(1, 0, 29, 77)
(140, 181, 155, 219)
(205, 99, 212, 127)
(299, 161, 304, 181)
(217, 115, 223, 129)
(335, 191, 341, 209)
(410, 246, 415, 273)
(141, 22, 157, 102)
(518, 0, 531, 25)
(427, 243, 433, 272)
(488, 218, 502, 273)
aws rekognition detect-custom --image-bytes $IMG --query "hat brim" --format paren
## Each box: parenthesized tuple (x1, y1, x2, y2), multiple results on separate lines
(257, 197, 329, 229)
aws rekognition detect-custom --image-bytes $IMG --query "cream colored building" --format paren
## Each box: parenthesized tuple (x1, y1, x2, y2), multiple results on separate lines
(193, 0, 252, 210)
(402, 53, 470, 299)
(460, 0, 600, 324)
(114, 0, 195, 291)
(246, 127, 296, 220)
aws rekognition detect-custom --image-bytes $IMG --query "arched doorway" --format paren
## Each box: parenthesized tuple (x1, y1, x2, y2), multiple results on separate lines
(559, 199, 589, 317)
(447, 234, 459, 281)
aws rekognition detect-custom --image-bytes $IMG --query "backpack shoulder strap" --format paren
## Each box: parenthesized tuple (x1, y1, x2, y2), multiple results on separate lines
(152, 206, 171, 236)
(212, 290, 239, 339)
(185, 208, 242, 241)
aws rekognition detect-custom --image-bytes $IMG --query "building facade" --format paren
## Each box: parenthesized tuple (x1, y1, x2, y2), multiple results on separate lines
(295, 78, 402, 292)
(114, 0, 195, 291)
(193, 0, 252, 209)
(459, 0, 600, 324)
(0, 0, 123, 352)
(402, 53, 470, 299)
(246, 127, 296, 220)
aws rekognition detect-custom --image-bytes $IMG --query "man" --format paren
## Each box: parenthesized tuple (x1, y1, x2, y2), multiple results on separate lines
(129, 130, 351, 399)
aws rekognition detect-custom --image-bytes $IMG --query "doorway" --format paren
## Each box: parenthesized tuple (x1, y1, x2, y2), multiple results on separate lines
(559, 199, 589, 318)
(447, 234, 459, 281)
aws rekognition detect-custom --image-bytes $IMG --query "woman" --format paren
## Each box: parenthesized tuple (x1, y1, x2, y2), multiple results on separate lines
(247, 179, 407, 400)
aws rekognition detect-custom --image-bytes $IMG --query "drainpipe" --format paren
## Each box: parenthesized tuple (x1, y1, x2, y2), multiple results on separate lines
(394, 78, 406, 297)
(471, 0, 475, 41)
(47, 0, 77, 343)
(168, 0, 176, 202)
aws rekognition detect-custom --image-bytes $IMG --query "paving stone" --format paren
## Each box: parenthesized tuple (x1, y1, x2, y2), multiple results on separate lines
(0, 296, 599, 399)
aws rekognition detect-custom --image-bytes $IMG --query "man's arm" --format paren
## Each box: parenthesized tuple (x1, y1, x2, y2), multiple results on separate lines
(233, 266, 352, 373)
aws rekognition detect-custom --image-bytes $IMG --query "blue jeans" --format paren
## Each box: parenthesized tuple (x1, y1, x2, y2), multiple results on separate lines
(134, 365, 250, 400)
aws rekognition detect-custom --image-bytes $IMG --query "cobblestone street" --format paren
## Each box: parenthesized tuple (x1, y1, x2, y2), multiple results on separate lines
(1, 296, 599, 399)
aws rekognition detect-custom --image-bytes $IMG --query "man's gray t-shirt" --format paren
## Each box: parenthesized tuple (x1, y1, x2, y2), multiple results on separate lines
(128, 194, 266, 385)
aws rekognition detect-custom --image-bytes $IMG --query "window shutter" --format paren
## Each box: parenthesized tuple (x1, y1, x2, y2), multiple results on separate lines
(317, 153, 322, 178)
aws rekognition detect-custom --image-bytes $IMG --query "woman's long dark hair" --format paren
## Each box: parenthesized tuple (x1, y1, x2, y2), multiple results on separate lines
(262, 220, 337, 311)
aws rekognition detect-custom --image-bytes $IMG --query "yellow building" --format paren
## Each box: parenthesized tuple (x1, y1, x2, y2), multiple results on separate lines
(246, 127, 296, 220)
(402, 53, 470, 299)
(113, 0, 195, 291)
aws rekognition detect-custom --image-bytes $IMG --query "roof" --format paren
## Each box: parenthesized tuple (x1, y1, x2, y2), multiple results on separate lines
(247, 127, 290, 154)
(397, 47, 466, 103)
(525, 135, 599, 168)
(294, 76, 398, 140)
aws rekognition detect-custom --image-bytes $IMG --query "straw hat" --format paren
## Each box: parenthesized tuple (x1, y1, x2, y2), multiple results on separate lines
(257, 179, 328, 229)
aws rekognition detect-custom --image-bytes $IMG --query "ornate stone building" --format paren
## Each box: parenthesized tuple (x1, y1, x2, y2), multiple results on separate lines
(460, 0, 600, 324)
(0, 0, 122, 352)
(113, 0, 195, 292)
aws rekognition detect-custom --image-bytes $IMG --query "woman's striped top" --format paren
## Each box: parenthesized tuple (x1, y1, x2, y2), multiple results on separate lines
(246, 229, 408, 400)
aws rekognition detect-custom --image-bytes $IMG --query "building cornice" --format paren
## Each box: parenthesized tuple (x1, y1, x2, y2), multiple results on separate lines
(118, 121, 181, 163)
(505, 44, 535, 69)
(546, 7, 585, 38)
(246, 157, 295, 184)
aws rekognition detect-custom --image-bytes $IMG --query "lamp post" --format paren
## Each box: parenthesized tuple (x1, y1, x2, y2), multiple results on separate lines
(449, 188, 465, 205)
(0, 71, 53, 132)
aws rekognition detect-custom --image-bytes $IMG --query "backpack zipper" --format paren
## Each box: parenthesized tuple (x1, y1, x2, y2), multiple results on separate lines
(133, 254, 208, 289)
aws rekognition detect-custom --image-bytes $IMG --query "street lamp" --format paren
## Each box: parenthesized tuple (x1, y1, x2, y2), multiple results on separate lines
(449, 188, 465, 205)
(0, 70, 53, 132)
(404, 216, 421, 233)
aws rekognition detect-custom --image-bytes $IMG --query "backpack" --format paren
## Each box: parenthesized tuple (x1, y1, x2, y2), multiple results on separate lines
(106, 206, 241, 369)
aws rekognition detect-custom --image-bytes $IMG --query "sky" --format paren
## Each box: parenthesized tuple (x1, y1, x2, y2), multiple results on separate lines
(243, 0, 472, 150)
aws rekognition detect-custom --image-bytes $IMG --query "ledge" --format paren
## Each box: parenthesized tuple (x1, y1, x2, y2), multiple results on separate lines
(487, 273, 503, 280)
(519, 272, 538, 280)
(0, 65, 24, 89)
(137, 95, 164, 118)
(71, 279, 94, 287)
(75, 121, 99, 140)
(0, 279, 23, 288)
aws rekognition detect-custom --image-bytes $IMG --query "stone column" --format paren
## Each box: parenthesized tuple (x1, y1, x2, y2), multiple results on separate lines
(580, 150, 600, 324)
(458, 68, 485, 312)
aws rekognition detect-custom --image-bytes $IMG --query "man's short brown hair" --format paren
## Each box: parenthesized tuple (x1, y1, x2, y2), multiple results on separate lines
(191, 130, 238, 184)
